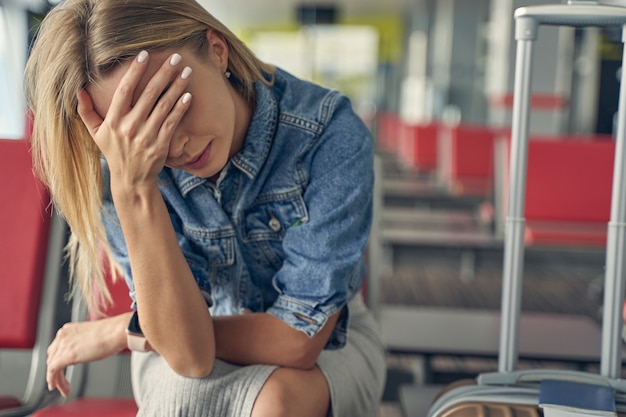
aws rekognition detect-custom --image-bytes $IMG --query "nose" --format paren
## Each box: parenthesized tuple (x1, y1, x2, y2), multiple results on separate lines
(168, 133, 189, 160)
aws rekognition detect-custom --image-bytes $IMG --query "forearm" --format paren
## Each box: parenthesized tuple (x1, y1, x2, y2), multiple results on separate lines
(113, 183, 215, 377)
(213, 309, 340, 369)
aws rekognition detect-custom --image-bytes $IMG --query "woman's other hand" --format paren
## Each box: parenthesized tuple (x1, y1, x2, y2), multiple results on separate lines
(46, 312, 132, 397)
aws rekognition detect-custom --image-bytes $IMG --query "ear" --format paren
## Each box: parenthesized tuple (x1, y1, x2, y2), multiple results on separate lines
(205, 29, 229, 72)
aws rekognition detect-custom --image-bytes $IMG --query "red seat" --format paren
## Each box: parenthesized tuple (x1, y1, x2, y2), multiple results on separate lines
(32, 266, 138, 416)
(0, 138, 67, 415)
(33, 398, 137, 417)
(399, 122, 439, 173)
(438, 124, 503, 197)
(0, 139, 50, 348)
(0, 398, 21, 411)
(500, 134, 615, 247)
(377, 112, 402, 154)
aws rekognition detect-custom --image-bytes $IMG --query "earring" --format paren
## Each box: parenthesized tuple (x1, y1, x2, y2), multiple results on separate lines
(225, 70, 231, 79)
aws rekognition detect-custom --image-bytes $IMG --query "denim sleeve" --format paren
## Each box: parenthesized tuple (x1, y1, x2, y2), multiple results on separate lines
(100, 160, 211, 309)
(266, 95, 374, 345)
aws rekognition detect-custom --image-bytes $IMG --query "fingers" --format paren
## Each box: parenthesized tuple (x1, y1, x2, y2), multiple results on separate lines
(46, 324, 77, 397)
(47, 350, 70, 397)
(57, 375, 71, 398)
(109, 51, 191, 153)
(46, 333, 66, 395)
(145, 88, 192, 144)
(132, 52, 191, 126)
(47, 367, 70, 398)
(107, 50, 151, 119)
(76, 89, 103, 139)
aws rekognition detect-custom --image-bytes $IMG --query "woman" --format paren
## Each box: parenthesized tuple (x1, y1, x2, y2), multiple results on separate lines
(25, 0, 386, 415)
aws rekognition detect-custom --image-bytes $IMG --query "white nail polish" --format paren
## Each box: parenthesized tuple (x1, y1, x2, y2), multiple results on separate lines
(181, 66, 192, 80)
(137, 51, 148, 63)
(170, 53, 182, 66)
(182, 93, 192, 104)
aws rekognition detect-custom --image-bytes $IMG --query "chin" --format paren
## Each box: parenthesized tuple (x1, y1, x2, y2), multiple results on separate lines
(199, 159, 229, 179)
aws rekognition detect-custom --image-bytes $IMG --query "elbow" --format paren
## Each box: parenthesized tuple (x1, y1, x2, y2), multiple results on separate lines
(292, 355, 317, 371)
(143, 317, 216, 378)
(285, 341, 322, 370)
(160, 339, 216, 378)
(169, 354, 215, 378)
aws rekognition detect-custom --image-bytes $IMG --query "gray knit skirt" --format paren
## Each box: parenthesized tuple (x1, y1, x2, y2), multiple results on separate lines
(130, 294, 386, 417)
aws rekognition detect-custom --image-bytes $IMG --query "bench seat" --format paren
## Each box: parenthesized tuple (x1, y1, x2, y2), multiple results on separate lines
(525, 220, 607, 247)
(399, 122, 439, 173)
(499, 135, 615, 248)
(438, 124, 504, 197)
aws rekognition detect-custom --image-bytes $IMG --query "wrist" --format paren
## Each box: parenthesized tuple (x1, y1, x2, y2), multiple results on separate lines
(114, 312, 135, 352)
(111, 180, 160, 209)
(125, 311, 151, 352)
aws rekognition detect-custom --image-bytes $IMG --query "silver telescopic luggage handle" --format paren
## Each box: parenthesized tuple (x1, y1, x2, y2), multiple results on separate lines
(515, 3, 626, 37)
(515, 2, 626, 44)
(598, 0, 626, 8)
(598, 0, 626, 7)
(500, 2, 626, 378)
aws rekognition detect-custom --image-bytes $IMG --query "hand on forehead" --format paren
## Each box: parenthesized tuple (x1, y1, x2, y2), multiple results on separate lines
(87, 50, 185, 119)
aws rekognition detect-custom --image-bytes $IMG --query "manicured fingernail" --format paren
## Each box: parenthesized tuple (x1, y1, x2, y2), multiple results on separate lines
(170, 53, 182, 66)
(137, 50, 148, 63)
(181, 66, 192, 80)
(182, 93, 192, 104)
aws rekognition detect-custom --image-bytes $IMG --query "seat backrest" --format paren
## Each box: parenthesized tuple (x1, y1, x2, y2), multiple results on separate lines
(524, 138, 614, 223)
(0, 139, 51, 348)
(449, 124, 499, 178)
(88, 260, 133, 320)
(0, 136, 68, 414)
(103, 271, 133, 318)
(500, 134, 615, 223)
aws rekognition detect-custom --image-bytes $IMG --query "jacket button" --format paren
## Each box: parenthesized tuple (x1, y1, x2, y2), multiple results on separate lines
(269, 217, 282, 232)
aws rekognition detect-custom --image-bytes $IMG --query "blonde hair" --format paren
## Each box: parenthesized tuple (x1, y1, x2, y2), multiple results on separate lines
(24, 0, 274, 314)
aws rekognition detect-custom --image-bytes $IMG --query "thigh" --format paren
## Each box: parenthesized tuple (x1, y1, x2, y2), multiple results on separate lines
(131, 351, 276, 417)
(317, 295, 387, 417)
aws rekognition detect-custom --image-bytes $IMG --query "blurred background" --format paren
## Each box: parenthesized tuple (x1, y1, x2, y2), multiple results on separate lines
(2, 0, 621, 138)
(0, 1, 624, 416)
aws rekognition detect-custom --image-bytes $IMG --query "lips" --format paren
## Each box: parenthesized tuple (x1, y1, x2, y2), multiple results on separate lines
(183, 143, 212, 170)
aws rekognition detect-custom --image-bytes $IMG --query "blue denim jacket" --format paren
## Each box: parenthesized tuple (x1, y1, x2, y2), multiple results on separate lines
(102, 68, 374, 349)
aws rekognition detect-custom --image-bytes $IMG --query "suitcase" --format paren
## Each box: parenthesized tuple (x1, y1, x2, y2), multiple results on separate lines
(426, 2, 626, 416)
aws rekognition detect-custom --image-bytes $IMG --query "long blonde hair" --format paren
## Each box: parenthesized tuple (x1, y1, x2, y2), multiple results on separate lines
(24, 0, 275, 313)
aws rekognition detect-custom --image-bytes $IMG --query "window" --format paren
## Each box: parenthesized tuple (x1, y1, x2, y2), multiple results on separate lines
(0, 5, 28, 139)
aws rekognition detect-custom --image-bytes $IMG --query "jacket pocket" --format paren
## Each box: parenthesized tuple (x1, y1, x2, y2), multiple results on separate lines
(183, 224, 236, 285)
(241, 190, 308, 270)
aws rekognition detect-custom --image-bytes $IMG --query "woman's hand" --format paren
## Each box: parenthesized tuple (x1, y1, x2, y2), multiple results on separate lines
(46, 312, 132, 397)
(76, 51, 192, 193)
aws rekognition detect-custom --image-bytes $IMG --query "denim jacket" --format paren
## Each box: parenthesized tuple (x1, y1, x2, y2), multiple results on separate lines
(102, 68, 374, 349)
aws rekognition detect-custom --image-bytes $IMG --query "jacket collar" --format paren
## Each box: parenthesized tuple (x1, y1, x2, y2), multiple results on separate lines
(230, 78, 278, 180)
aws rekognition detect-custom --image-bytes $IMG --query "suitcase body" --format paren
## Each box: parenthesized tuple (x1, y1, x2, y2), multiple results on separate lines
(427, 2, 626, 416)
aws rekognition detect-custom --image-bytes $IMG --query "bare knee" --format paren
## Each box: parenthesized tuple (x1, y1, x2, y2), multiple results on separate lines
(252, 367, 330, 417)
(252, 374, 291, 417)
